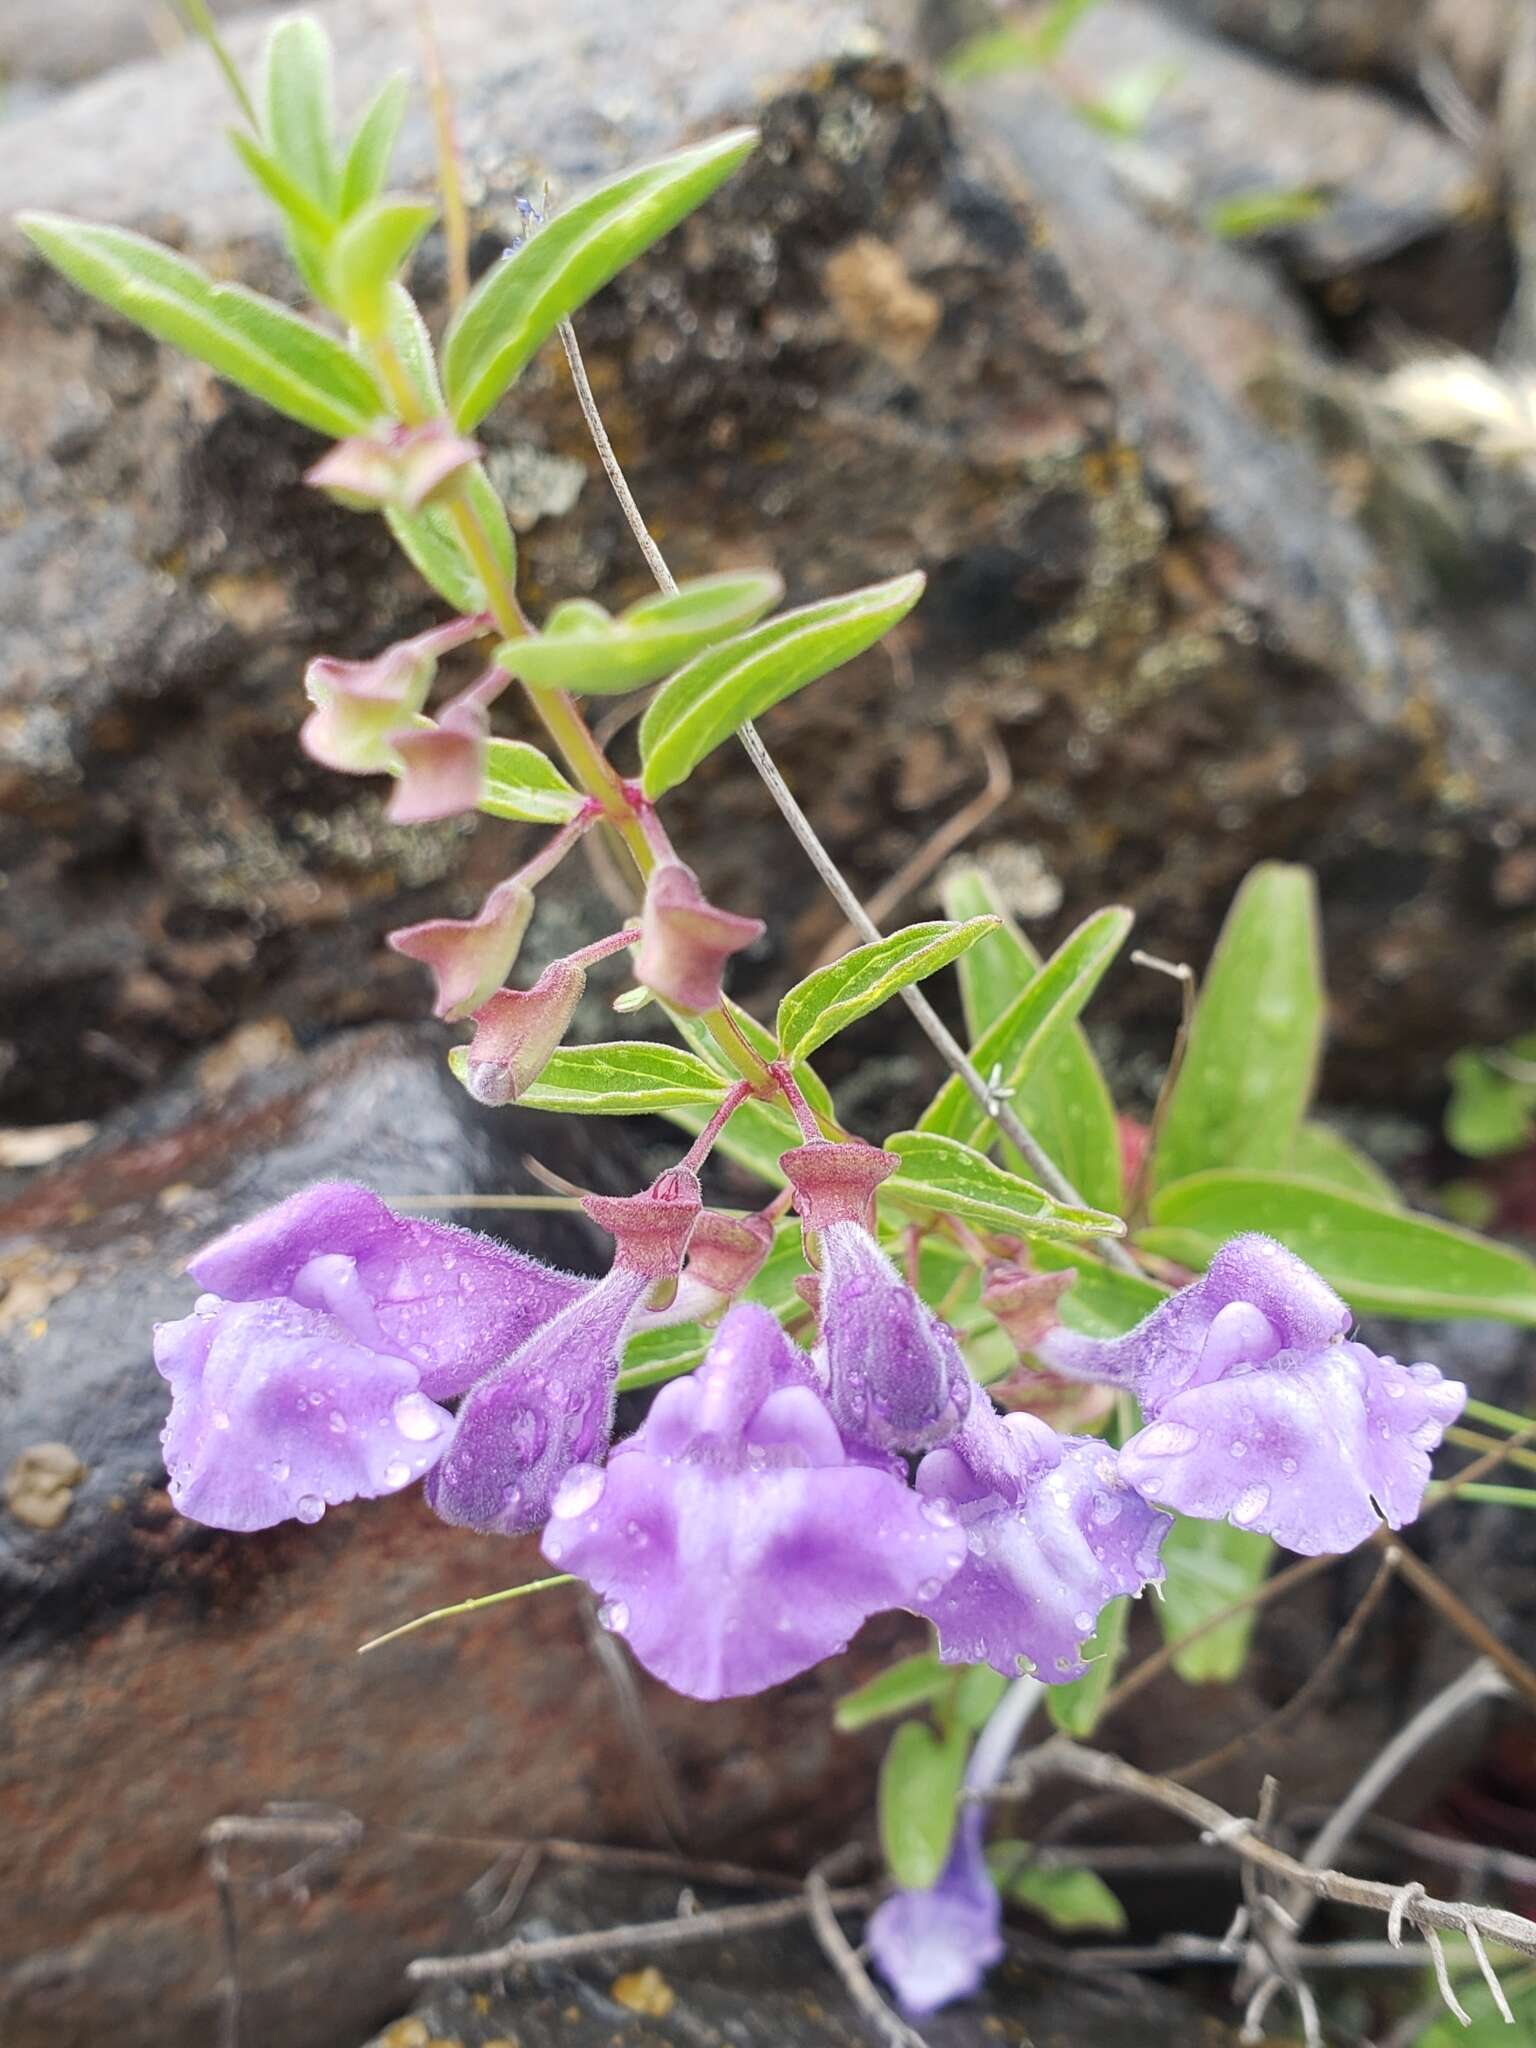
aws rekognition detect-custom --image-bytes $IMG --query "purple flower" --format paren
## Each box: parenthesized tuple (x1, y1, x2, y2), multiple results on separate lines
(389, 877, 534, 1020)
(153, 1182, 586, 1531)
(426, 1170, 702, 1537)
(540, 1304, 968, 1699)
(913, 1398, 1170, 1678)
(305, 422, 482, 514)
(866, 1810, 1004, 2016)
(783, 1141, 969, 1453)
(633, 861, 764, 1014)
(1039, 1234, 1467, 1555)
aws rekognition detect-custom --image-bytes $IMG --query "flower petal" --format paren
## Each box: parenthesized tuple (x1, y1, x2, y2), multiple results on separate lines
(817, 1220, 969, 1453)
(866, 1813, 1003, 2017)
(186, 1181, 587, 1399)
(1118, 1342, 1466, 1555)
(154, 1296, 451, 1531)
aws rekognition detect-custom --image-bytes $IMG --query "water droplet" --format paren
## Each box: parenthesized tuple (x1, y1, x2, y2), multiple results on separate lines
(1073, 1611, 1093, 1633)
(920, 1497, 956, 1529)
(384, 1458, 410, 1488)
(1280, 1456, 1298, 1476)
(295, 1494, 325, 1525)
(745, 1443, 768, 1470)
(1091, 1491, 1122, 1526)
(211, 1409, 231, 1431)
(194, 1292, 221, 1315)
(328, 1410, 347, 1435)
(916, 1577, 943, 1601)
(307, 1391, 324, 1407)
(1410, 1421, 1441, 1451)
(392, 1392, 443, 1442)
(551, 1465, 605, 1519)
(1385, 1379, 1406, 1399)
(1229, 1439, 1247, 1459)
(270, 1458, 290, 1482)
(597, 1598, 630, 1635)
(1136, 1420, 1200, 1458)
(1231, 1483, 1271, 1528)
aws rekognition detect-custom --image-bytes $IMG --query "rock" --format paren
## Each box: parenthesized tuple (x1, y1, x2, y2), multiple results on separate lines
(0, 2, 264, 92)
(0, 1023, 907, 2048)
(2, 0, 1535, 1125)
(1156, 0, 1514, 103)
(358, 1863, 1240, 2047)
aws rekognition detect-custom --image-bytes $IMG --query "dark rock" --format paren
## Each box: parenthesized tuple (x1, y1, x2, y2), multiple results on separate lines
(1156, 0, 1513, 103)
(0, 1, 264, 92)
(359, 1863, 1240, 2047)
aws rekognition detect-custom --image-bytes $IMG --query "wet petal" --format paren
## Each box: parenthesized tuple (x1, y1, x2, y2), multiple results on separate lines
(154, 1296, 451, 1531)
(1118, 1341, 1466, 1555)
(817, 1220, 969, 1453)
(867, 1813, 1003, 2017)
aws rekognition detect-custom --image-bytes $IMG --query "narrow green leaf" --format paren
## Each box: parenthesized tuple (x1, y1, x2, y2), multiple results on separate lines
(1206, 185, 1331, 240)
(18, 215, 383, 437)
(229, 130, 336, 244)
(777, 919, 999, 1064)
(385, 283, 447, 412)
(919, 907, 1133, 1149)
(499, 1042, 730, 1116)
(950, 1664, 1008, 1731)
(385, 467, 514, 613)
(479, 738, 584, 825)
(504, 571, 785, 695)
(834, 1653, 949, 1734)
(262, 15, 338, 210)
(444, 128, 758, 428)
(340, 71, 409, 217)
(1288, 1121, 1400, 1205)
(1155, 1516, 1273, 1683)
(1143, 1170, 1536, 1323)
(996, 1857, 1128, 1933)
(640, 573, 925, 798)
(942, 869, 1123, 1213)
(885, 1130, 1124, 1241)
(327, 197, 435, 332)
(1152, 863, 1323, 1190)
(879, 1719, 968, 1890)
(1046, 1595, 1130, 1735)
(1446, 1046, 1536, 1160)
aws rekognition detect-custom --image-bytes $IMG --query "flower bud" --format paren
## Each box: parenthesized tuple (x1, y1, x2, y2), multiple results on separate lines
(305, 422, 482, 514)
(780, 1138, 897, 1236)
(459, 960, 586, 1105)
(584, 1166, 702, 1283)
(634, 862, 764, 1014)
(388, 877, 534, 1021)
(300, 617, 485, 776)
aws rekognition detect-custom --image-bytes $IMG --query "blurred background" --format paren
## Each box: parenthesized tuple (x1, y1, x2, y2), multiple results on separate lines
(4, 2, 1536, 2045)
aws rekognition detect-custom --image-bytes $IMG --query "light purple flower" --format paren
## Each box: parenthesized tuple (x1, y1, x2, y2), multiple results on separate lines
(541, 1304, 968, 1699)
(913, 1398, 1170, 1678)
(783, 1139, 970, 1454)
(153, 1182, 586, 1531)
(633, 861, 765, 1014)
(867, 1810, 1004, 2016)
(426, 1170, 702, 1536)
(305, 422, 482, 514)
(389, 877, 535, 1020)
(1039, 1234, 1467, 1555)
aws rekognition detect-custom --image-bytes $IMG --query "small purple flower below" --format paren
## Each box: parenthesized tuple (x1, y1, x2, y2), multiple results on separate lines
(1039, 1233, 1466, 1555)
(866, 1810, 1004, 2017)
(541, 1304, 968, 1699)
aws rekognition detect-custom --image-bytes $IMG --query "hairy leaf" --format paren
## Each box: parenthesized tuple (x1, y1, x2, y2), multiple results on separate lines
(261, 15, 338, 211)
(885, 1131, 1124, 1241)
(834, 1653, 950, 1734)
(502, 1041, 730, 1115)
(777, 918, 999, 1063)
(479, 739, 584, 825)
(504, 571, 785, 694)
(339, 72, 409, 217)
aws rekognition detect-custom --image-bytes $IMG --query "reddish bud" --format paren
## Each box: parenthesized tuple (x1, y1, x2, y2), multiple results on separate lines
(388, 878, 534, 1020)
(305, 422, 482, 515)
(459, 960, 586, 1105)
(387, 701, 487, 823)
(634, 862, 764, 1015)
(981, 1259, 1077, 1358)
(585, 1167, 703, 1284)
(300, 617, 486, 776)
(780, 1138, 898, 1234)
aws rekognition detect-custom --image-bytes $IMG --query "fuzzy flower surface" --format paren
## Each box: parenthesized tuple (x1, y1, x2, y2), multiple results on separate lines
(866, 1810, 1004, 2016)
(1039, 1233, 1467, 1555)
(153, 1183, 586, 1531)
(542, 1304, 968, 1699)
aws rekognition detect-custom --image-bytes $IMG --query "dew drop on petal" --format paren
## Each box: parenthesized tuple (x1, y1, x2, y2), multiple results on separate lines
(1280, 1456, 1299, 1476)
(1073, 1612, 1093, 1633)
(920, 1496, 956, 1529)
(295, 1494, 326, 1525)
(916, 1577, 943, 1601)
(1229, 1440, 1247, 1459)
(383, 1458, 410, 1488)
(328, 1410, 347, 1434)
(1136, 1420, 1200, 1458)
(392, 1391, 443, 1442)
(597, 1598, 630, 1635)
(1231, 1483, 1271, 1528)
(551, 1465, 605, 1519)
(270, 1459, 290, 1482)
(211, 1409, 231, 1431)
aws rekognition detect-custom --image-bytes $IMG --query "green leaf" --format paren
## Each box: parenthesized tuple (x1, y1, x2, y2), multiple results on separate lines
(488, 1041, 730, 1116)
(503, 571, 785, 695)
(777, 919, 999, 1064)
(17, 215, 384, 438)
(1446, 1047, 1536, 1160)
(444, 128, 757, 429)
(1206, 185, 1331, 239)
(385, 283, 447, 413)
(1078, 61, 1179, 139)
(1151, 863, 1322, 1191)
(1288, 1121, 1400, 1205)
(230, 130, 336, 245)
(885, 1130, 1124, 1242)
(1155, 1516, 1273, 1683)
(1143, 1170, 1536, 1323)
(834, 1653, 949, 1733)
(950, 1664, 1008, 1731)
(479, 738, 584, 825)
(919, 907, 1133, 1150)
(995, 1857, 1128, 1933)
(327, 197, 435, 333)
(261, 15, 338, 211)
(1046, 1594, 1130, 1734)
(942, 869, 1123, 1214)
(340, 72, 409, 217)
(385, 467, 515, 613)
(879, 1718, 968, 1890)
(639, 573, 926, 799)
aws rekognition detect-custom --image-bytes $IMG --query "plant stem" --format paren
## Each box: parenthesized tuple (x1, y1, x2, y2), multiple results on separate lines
(556, 316, 1143, 1274)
